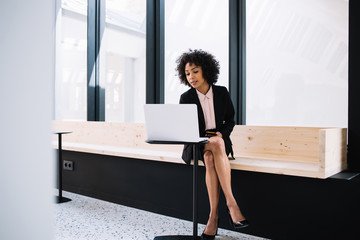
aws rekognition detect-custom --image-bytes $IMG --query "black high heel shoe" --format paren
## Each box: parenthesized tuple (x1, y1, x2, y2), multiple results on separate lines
(201, 218, 219, 240)
(227, 207, 249, 230)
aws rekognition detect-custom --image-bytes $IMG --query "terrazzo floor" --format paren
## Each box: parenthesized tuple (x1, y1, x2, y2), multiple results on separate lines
(54, 191, 267, 240)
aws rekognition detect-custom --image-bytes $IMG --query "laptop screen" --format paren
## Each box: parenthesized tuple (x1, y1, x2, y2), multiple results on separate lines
(144, 104, 206, 143)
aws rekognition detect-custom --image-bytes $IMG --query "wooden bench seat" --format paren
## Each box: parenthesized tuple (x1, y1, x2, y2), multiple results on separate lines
(53, 121, 185, 164)
(59, 141, 183, 163)
(53, 120, 347, 178)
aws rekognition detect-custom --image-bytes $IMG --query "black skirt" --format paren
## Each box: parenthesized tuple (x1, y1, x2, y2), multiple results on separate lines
(181, 138, 234, 165)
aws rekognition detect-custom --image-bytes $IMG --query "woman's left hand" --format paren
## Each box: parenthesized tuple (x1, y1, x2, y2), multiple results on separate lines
(215, 131, 223, 138)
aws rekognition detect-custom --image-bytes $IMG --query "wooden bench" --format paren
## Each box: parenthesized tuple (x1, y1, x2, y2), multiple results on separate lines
(53, 120, 347, 179)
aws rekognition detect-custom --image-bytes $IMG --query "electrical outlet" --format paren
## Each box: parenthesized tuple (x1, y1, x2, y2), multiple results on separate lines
(63, 160, 74, 171)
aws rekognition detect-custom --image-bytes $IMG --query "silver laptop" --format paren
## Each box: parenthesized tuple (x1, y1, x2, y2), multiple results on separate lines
(144, 104, 208, 143)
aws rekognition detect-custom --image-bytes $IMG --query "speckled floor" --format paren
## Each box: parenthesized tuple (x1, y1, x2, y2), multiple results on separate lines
(54, 191, 267, 240)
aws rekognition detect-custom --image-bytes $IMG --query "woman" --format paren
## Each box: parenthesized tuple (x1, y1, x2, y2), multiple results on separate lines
(176, 49, 249, 239)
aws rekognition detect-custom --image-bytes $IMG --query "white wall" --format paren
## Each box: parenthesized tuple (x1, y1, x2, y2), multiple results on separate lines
(0, 1, 54, 240)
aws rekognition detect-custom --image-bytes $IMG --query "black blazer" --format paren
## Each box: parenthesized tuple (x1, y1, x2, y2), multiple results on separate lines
(179, 85, 235, 164)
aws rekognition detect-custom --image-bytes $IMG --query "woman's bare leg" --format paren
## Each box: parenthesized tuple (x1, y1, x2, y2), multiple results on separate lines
(203, 151, 220, 235)
(204, 137, 246, 223)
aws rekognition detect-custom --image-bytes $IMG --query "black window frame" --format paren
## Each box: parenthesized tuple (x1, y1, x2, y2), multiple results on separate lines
(229, 0, 246, 125)
(87, 0, 105, 121)
(146, 0, 164, 104)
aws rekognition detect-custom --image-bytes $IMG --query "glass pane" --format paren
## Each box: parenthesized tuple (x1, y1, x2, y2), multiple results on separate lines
(246, 0, 348, 127)
(102, 0, 146, 122)
(55, 0, 88, 121)
(164, 0, 229, 104)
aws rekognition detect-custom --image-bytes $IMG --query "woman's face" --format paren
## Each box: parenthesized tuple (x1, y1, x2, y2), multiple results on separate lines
(185, 62, 208, 90)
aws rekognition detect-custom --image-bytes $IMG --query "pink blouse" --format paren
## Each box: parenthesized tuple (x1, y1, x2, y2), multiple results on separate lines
(196, 85, 216, 130)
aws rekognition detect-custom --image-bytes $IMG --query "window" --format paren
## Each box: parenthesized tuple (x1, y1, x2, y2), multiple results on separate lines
(101, 0, 146, 122)
(55, 0, 88, 121)
(246, 0, 348, 127)
(164, 0, 229, 104)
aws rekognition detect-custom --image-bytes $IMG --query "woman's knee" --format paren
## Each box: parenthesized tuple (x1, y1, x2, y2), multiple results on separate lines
(210, 137, 226, 152)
